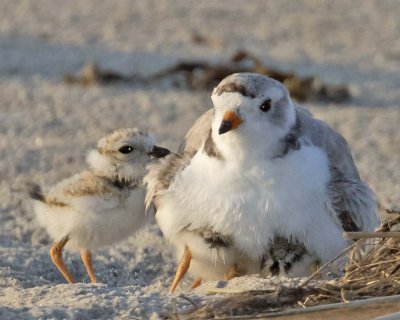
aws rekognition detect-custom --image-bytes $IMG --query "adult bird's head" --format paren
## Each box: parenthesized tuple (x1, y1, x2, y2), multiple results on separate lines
(211, 73, 297, 160)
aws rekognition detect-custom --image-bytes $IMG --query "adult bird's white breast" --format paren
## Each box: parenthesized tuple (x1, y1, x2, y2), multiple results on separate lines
(156, 142, 347, 263)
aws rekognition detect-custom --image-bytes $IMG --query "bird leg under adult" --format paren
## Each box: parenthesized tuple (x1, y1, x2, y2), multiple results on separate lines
(191, 277, 202, 289)
(169, 245, 192, 293)
(225, 264, 240, 280)
(50, 236, 76, 283)
(81, 249, 97, 283)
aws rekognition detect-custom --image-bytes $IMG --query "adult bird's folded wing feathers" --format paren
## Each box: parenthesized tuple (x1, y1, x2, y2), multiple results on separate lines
(146, 108, 214, 212)
(144, 153, 192, 212)
(178, 108, 214, 155)
(296, 106, 379, 232)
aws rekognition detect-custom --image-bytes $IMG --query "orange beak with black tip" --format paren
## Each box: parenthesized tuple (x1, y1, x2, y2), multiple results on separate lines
(218, 111, 243, 135)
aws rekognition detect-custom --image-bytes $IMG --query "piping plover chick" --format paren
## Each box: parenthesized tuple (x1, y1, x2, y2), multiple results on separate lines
(29, 128, 170, 283)
(145, 73, 379, 292)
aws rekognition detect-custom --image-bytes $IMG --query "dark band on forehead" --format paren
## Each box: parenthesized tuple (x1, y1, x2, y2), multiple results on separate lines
(215, 82, 256, 98)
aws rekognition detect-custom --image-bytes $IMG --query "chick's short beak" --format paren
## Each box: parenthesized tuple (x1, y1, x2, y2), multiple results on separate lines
(218, 111, 243, 135)
(147, 145, 171, 158)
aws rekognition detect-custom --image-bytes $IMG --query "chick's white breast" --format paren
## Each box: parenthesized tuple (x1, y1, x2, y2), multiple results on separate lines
(71, 187, 148, 249)
(35, 185, 147, 250)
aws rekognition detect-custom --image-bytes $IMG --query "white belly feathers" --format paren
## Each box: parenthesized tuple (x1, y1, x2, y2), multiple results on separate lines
(156, 145, 348, 264)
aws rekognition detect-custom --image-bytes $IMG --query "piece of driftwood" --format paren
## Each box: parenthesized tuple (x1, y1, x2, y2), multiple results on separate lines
(223, 295, 400, 320)
(64, 50, 350, 103)
(375, 311, 400, 320)
(214, 294, 400, 320)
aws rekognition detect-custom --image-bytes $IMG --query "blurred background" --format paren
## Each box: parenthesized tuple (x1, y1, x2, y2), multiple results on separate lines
(0, 0, 399, 317)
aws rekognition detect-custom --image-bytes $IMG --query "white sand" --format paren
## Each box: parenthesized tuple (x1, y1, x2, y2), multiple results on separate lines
(1, 1, 400, 318)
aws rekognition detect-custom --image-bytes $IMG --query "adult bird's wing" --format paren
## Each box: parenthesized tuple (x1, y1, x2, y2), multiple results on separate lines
(296, 106, 379, 232)
(145, 108, 214, 211)
(178, 108, 214, 155)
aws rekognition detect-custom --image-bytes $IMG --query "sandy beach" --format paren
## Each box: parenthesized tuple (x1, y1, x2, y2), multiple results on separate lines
(0, 1, 400, 318)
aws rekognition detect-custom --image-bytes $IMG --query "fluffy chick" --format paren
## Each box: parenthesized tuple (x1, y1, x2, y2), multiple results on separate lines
(29, 128, 170, 283)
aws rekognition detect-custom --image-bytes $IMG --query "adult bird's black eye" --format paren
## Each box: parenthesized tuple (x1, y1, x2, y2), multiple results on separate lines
(260, 99, 272, 112)
(118, 145, 134, 154)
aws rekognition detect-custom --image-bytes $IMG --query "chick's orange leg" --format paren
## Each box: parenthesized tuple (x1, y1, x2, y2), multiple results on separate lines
(50, 236, 75, 283)
(169, 245, 192, 293)
(81, 249, 96, 283)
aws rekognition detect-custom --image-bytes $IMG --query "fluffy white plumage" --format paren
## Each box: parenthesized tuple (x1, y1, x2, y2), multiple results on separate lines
(33, 174, 148, 250)
(30, 128, 170, 283)
(145, 73, 379, 287)
(33, 128, 158, 250)
(158, 143, 343, 259)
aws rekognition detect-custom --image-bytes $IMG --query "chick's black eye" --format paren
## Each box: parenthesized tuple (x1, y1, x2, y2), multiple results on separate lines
(118, 145, 134, 154)
(260, 99, 272, 112)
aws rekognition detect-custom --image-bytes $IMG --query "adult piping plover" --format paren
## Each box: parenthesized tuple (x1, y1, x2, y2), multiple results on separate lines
(145, 73, 379, 292)
(29, 128, 170, 283)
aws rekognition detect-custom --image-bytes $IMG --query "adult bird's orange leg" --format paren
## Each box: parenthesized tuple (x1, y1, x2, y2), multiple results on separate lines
(81, 249, 97, 283)
(169, 245, 192, 293)
(225, 264, 240, 280)
(50, 236, 75, 283)
(191, 278, 202, 289)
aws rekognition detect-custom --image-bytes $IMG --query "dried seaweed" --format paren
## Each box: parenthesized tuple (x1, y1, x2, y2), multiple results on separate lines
(64, 50, 350, 103)
(166, 213, 400, 319)
(64, 63, 137, 85)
